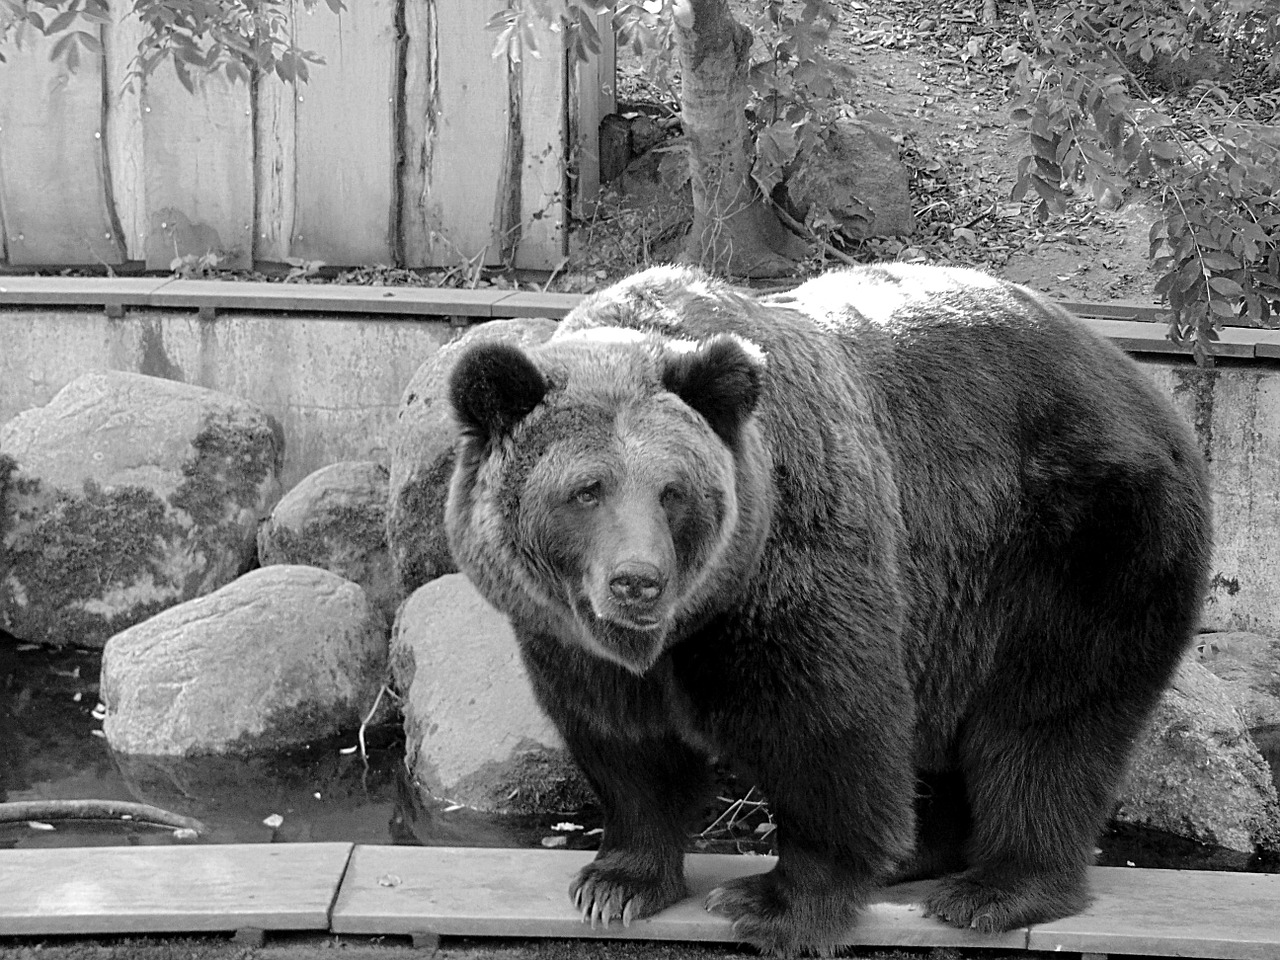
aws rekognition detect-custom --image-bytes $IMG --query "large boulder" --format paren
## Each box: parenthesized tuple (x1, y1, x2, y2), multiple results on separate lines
(387, 319, 557, 596)
(0, 372, 283, 648)
(784, 118, 916, 240)
(1116, 658, 1280, 854)
(1196, 630, 1280, 729)
(101, 565, 387, 756)
(390, 573, 588, 813)
(258, 461, 397, 627)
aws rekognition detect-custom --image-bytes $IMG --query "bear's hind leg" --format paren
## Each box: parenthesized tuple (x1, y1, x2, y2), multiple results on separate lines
(704, 669, 917, 956)
(706, 840, 879, 957)
(922, 707, 1137, 932)
(567, 728, 714, 928)
(888, 769, 971, 884)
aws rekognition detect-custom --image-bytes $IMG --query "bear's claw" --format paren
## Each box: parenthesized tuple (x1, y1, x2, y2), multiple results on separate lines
(569, 859, 685, 930)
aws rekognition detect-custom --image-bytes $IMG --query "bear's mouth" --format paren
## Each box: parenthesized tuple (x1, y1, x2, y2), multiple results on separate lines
(569, 597, 669, 674)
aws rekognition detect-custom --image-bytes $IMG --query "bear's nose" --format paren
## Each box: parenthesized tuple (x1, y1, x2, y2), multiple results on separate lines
(609, 563, 666, 605)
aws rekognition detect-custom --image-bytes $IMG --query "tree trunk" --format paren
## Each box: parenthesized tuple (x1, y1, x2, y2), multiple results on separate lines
(674, 0, 805, 277)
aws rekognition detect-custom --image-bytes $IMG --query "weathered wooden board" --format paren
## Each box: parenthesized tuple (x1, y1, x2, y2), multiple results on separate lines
(571, 13, 617, 219)
(102, 5, 149, 261)
(514, 17, 568, 270)
(403, 0, 510, 269)
(492, 290, 583, 319)
(141, 55, 253, 270)
(0, 842, 352, 936)
(329, 847, 1028, 950)
(1082, 317, 1188, 356)
(253, 15, 298, 265)
(0, 25, 123, 265)
(1029, 867, 1280, 960)
(0, 275, 169, 307)
(150, 279, 508, 317)
(1254, 328, 1280, 360)
(1061, 299, 1169, 322)
(288, 0, 398, 266)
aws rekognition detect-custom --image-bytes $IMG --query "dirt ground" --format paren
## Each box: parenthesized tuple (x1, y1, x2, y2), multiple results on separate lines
(827, 0, 1160, 302)
(585, 0, 1163, 304)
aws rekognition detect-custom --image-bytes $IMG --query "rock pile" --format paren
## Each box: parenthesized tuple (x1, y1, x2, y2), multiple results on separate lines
(3, 351, 1278, 853)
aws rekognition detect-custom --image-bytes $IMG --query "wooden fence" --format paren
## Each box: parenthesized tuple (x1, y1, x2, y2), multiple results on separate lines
(0, 1, 615, 272)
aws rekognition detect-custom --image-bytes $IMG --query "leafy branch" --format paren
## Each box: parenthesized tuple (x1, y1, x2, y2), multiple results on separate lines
(0, 0, 346, 89)
(1008, 0, 1280, 363)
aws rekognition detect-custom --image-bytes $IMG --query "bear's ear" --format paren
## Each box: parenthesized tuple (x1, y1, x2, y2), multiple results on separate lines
(449, 342, 548, 440)
(662, 336, 763, 442)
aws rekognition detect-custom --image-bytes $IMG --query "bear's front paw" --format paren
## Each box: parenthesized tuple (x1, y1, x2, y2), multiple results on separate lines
(924, 871, 1090, 933)
(706, 871, 857, 957)
(570, 854, 687, 929)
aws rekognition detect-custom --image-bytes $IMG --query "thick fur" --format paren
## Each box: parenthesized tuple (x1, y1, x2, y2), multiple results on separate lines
(444, 264, 1212, 956)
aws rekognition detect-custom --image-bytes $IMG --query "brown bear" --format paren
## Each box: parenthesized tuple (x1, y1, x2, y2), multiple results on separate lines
(444, 263, 1212, 956)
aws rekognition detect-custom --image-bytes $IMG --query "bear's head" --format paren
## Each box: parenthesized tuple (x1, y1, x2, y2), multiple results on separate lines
(444, 328, 769, 675)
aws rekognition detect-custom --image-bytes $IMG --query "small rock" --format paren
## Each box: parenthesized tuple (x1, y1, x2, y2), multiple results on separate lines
(390, 573, 589, 814)
(100, 565, 387, 756)
(387, 319, 558, 597)
(1116, 658, 1280, 854)
(1, 372, 283, 648)
(258, 461, 398, 627)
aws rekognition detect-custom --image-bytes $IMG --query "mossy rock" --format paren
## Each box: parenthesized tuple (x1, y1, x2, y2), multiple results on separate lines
(0, 372, 284, 648)
(258, 460, 398, 627)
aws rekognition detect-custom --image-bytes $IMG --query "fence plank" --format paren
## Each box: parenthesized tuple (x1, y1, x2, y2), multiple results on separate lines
(513, 17, 568, 270)
(571, 14, 616, 219)
(403, 0, 509, 269)
(141, 59, 253, 270)
(288, 0, 398, 266)
(102, 7, 148, 261)
(0, 25, 123, 265)
(254, 22, 297, 265)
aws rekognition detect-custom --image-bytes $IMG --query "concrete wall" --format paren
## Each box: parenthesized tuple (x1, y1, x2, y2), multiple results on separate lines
(0, 307, 453, 488)
(1141, 360, 1280, 637)
(1, 309, 1277, 635)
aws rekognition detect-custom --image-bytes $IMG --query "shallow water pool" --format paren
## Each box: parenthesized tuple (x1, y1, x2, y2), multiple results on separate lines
(1, 640, 1276, 876)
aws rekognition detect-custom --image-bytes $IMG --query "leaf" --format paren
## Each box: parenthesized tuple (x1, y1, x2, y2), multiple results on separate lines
(1208, 276, 1244, 298)
(48, 31, 75, 62)
(47, 9, 79, 34)
(75, 30, 102, 55)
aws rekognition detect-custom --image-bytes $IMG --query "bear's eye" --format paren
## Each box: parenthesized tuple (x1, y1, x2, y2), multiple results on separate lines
(661, 484, 687, 508)
(570, 483, 601, 507)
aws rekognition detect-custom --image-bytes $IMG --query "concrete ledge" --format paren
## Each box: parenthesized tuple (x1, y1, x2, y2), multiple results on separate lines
(2, 276, 1278, 360)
